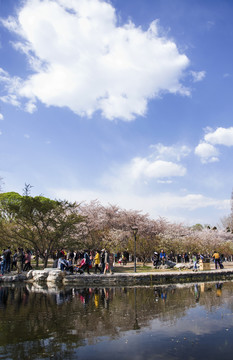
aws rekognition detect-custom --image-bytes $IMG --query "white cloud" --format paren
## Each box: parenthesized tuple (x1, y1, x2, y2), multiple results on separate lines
(49, 187, 230, 224)
(195, 126, 233, 163)
(204, 127, 233, 146)
(0, 113, 3, 120)
(194, 142, 219, 163)
(190, 70, 206, 82)
(157, 179, 173, 184)
(0, 68, 22, 107)
(24, 134, 30, 139)
(99, 152, 187, 197)
(128, 157, 186, 179)
(0, 68, 9, 78)
(0, 0, 190, 121)
(0, 94, 21, 107)
(150, 143, 191, 161)
(99, 143, 188, 194)
(25, 101, 37, 113)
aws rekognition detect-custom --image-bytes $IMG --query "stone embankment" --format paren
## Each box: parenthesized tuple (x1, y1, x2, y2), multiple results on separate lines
(1, 268, 233, 286)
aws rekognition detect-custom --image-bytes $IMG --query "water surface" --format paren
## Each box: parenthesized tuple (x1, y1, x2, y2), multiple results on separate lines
(0, 281, 233, 359)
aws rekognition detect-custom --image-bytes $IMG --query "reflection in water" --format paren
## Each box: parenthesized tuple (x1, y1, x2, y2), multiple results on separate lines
(194, 284, 200, 302)
(133, 288, 140, 330)
(216, 282, 223, 297)
(0, 282, 233, 359)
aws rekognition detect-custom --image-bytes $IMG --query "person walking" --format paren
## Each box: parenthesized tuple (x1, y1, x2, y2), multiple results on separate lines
(213, 250, 221, 269)
(23, 250, 32, 271)
(104, 250, 111, 274)
(4, 247, 11, 273)
(94, 250, 102, 274)
(101, 249, 105, 274)
(108, 252, 114, 274)
(82, 250, 91, 274)
(192, 253, 198, 271)
(0, 254, 5, 276)
(11, 249, 18, 271)
(17, 248, 24, 274)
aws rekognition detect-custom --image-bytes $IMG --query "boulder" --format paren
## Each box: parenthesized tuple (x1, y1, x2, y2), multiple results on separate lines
(31, 270, 49, 282)
(174, 263, 194, 270)
(47, 270, 64, 284)
(26, 270, 33, 280)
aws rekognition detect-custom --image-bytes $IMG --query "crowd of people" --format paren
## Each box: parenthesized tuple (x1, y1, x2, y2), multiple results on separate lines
(0, 247, 123, 276)
(0, 247, 228, 276)
(0, 247, 32, 275)
(152, 249, 225, 270)
(54, 249, 115, 275)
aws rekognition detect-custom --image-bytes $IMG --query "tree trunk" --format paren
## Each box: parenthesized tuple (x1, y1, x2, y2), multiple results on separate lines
(35, 253, 39, 268)
(43, 254, 49, 268)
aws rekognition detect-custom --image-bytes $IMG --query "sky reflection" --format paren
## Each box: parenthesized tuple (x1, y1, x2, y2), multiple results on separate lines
(0, 282, 233, 359)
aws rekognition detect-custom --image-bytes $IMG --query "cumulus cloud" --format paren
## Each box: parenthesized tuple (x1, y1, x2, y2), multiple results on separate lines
(195, 127, 233, 163)
(194, 142, 219, 163)
(49, 186, 230, 224)
(204, 127, 233, 146)
(0, 68, 21, 107)
(101, 147, 187, 193)
(128, 157, 186, 179)
(100, 142, 189, 193)
(150, 143, 191, 161)
(190, 70, 206, 82)
(0, 113, 3, 120)
(0, 0, 190, 120)
(24, 101, 37, 113)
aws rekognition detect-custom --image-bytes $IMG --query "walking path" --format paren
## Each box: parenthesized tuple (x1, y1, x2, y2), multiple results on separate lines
(1, 265, 233, 286)
(63, 268, 233, 286)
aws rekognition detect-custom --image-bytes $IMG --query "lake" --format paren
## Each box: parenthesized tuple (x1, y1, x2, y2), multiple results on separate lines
(0, 281, 233, 359)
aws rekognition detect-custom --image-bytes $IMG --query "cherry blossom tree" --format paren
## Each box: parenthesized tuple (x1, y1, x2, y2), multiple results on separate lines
(2, 186, 233, 267)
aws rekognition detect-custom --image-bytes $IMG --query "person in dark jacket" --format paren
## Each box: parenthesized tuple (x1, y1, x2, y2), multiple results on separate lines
(101, 249, 105, 274)
(159, 249, 166, 265)
(81, 250, 91, 274)
(4, 247, 11, 273)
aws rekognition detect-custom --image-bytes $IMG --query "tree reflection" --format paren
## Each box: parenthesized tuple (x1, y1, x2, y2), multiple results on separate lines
(133, 288, 140, 330)
(0, 281, 233, 359)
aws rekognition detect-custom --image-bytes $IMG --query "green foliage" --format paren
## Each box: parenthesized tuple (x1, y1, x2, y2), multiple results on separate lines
(0, 192, 22, 200)
(0, 192, 22, 210)
(191, 223, 204, 231)
(0, 192, 84, 266)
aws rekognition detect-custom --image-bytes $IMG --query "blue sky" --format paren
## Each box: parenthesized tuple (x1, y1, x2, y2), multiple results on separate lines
(0, 0, 233, 226)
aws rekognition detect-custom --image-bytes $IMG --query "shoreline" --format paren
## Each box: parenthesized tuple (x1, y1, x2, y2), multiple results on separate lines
(62, 268, 233, 286)
(1, 268, 233, 286)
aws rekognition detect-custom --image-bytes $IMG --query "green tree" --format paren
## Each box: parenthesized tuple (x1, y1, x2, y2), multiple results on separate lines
(191, 224, 204, 231)
(0, 192, 84, 267)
